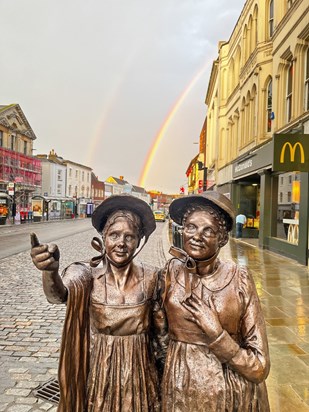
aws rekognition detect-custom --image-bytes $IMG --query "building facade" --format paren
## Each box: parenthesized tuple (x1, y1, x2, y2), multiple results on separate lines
(65, 160, 92, 217)
(36, 151, 68, 219)
(91, 172, 105, 207)
(0, 104, 41, 221)
(204, 0, 309, 265)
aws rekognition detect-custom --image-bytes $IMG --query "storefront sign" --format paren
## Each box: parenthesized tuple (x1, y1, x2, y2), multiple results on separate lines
(273, 133, 309, 172)
(233, 142, 273, 179)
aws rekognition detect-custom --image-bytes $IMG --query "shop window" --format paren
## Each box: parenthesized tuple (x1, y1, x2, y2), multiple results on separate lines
(269, 0, 274, 38)
(286, 61, 293, 122)
(305, 48, 309, 111)
(275, 172, 300, 243)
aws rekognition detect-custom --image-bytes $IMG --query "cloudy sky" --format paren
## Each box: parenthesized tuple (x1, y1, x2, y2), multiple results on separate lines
(1, 0, 245, 194)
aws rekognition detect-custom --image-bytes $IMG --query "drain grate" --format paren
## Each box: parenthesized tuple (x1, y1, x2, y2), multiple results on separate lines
(32, 378, 60, 404)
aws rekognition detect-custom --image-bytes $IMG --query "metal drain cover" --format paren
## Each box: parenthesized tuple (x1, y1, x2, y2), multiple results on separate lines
(32, 378, 60, 404)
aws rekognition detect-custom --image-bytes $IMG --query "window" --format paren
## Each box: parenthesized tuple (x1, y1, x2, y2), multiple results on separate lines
(280, 192, 283, 203)
(289, 175, 292, 184)
(57, 184, 62, 195)
(69, 168, 72, 177)
(87, 172, 90, 182)
(57, 170, 62, 181)
(75, 170, 78, 178)
(269, 0, 274, 37)
(267, 79, 272, 132)
(305, 48, 309, 111)
(82, 171, 85, 181)
(280, 176, 284, 185)
(0, 131, 3, 146)
(10, 135, 15, 150)
(286, 61, 293, 122)
(68, 185, 72, 196)
(287, 192, 291, 202)
(23, 141, 27, 155)
(287, 0, 294, 9)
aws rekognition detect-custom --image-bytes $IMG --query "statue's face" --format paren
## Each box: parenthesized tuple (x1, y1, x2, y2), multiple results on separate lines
(183, 210, 220, 260)
(104, 217, 139, 266)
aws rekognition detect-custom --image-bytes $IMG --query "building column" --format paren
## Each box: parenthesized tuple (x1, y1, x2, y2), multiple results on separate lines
(258, 169, 272, 248)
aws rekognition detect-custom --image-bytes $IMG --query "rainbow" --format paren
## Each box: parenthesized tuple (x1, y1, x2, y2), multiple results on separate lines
(138, 60, 212, 188)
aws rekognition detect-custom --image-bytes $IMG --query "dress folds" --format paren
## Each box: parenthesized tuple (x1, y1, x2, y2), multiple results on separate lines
(57, 261, 164, 412)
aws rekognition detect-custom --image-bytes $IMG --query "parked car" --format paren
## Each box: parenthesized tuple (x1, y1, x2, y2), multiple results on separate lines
(153, 210, 166, 222)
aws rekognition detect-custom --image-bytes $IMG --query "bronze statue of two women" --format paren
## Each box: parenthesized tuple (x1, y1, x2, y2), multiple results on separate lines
(31, 192, 270, 411)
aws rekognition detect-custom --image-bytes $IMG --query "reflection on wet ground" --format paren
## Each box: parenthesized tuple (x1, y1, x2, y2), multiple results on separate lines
(221, 238, 309, 411)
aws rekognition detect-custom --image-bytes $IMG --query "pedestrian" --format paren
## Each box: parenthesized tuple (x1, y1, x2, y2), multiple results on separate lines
(30, 194, 167, 412)
(236, 212, 247, 238)
(161, 191, 270, 411)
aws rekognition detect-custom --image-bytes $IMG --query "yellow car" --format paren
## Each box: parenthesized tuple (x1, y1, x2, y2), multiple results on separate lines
(153, 210, 166, 222)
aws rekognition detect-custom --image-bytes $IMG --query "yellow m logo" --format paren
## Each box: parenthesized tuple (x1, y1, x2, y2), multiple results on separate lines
(280, 142, 305, 164)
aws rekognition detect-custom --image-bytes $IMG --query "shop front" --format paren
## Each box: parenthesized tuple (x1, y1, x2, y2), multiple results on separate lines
(264, 132, 309, 266)
(231, 142, 272, 239)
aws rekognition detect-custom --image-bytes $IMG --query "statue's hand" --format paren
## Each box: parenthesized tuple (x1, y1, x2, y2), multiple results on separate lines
(30, 233, 60, 272)
(182, 295, 223, 343)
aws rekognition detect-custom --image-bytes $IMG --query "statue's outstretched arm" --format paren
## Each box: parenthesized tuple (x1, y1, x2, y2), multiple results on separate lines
(30, 233, 68, 304)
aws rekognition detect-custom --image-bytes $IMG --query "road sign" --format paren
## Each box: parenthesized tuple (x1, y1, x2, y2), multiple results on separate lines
(7, 183, 15, 196)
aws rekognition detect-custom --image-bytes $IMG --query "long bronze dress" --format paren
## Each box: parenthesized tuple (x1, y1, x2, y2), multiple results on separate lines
(57, 261, 164, 412)
(162, 258, 270, 412)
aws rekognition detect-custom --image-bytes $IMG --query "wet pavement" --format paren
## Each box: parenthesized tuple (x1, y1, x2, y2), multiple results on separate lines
(0, 221, 308, 411)
(220, 237, 309, 411)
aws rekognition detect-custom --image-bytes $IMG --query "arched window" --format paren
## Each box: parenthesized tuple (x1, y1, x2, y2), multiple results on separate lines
(286, 61, 293, 122)
(269, 0, 274, 38)
(305, 48, 309, 111)
(267, 78, 273, 132)
(240, 97, 246, 147)
(251, 85, 257, 139)
(287, 0, 294, 9)
(248, 16, 253, 56)
(221, 68, 227, 99)
(243, 25, 248, 63)
(230, 58, 235, 93)
(253, 6, 258, 48)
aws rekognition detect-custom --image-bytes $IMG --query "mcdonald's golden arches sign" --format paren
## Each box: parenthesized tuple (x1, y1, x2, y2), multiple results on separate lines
(273, 133, 309, 172)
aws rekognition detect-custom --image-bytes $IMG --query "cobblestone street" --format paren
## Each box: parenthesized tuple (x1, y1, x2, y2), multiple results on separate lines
(0, 223, 169, 411)
(1, 221, 309, 411)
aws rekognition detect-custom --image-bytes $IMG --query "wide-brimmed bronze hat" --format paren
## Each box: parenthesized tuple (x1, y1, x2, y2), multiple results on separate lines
(169, 191, 235, 231)
(92, 194, 156, 240)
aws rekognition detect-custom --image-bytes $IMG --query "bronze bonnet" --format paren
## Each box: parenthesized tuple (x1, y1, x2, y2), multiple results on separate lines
(169, 191, 235, 232)
(92, 194, 156, 241)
